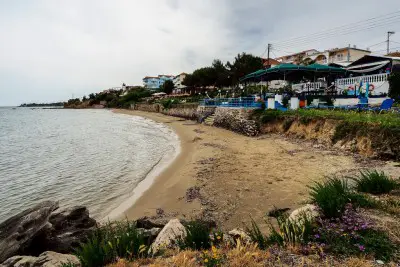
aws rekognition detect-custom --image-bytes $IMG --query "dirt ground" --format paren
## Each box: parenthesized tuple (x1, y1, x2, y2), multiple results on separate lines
(113, 110, 399, 231)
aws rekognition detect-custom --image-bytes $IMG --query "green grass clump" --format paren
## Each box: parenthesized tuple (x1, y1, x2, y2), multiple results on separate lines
(353, 170, 398, 195)
(309, 177, 350, 218)
(178, 220, 212, 250)
(246, 213, 315, 249)
(75, 221, 146, 267)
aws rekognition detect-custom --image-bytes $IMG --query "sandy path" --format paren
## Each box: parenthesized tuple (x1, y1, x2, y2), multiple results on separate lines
(114, 110, 396, 231)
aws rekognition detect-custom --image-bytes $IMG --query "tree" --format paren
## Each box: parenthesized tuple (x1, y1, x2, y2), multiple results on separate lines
(226, 53, 264, 85)
(161, 80, 175, 94)
(212, 59, 230, 88)
(388, 72, 400, 101)
(82, 95, 87, 102)
(88, 93, 95, 100)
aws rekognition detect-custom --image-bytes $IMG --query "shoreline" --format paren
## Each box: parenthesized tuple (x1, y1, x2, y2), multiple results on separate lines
(110, 109, 202, 221)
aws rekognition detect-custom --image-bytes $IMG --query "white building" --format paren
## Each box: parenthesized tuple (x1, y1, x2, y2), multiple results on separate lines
(172, 73, 187, 94)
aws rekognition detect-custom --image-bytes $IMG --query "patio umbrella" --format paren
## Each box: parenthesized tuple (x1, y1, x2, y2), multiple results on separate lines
(306, 63, 347, 73)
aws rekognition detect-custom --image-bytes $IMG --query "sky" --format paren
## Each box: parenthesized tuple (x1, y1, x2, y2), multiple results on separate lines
(0, 0, 399, 106)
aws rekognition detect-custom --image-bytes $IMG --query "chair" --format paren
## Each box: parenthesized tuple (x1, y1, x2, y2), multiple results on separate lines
(364, 99, 394, 113)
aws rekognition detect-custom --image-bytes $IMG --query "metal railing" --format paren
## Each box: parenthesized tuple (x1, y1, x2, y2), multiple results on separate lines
(336, 73, 389, 86)
(199, 97, 262, 108)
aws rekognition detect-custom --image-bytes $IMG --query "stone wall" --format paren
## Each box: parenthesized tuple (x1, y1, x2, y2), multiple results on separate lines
(213, 107, 259, 136)
(161, 107, 198, 120)
(134, 103, 161, 113)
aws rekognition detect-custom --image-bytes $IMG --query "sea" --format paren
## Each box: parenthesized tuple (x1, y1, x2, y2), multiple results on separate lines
(0, 107, 179, 223)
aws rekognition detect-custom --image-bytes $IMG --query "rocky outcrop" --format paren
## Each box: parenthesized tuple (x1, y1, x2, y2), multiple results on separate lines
(134, 104, 161, 113)
(150, 219, 187, 255)
(213, 107, 259, 136)
(0, 201, 59, 263)
(1, 251, 80, 267)
(0, 201, 96, 263)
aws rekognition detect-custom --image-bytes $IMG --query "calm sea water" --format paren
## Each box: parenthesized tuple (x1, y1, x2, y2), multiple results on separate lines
(0, 108, 179, 223)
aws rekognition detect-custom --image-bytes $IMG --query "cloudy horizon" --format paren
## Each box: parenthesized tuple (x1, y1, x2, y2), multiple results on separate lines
(1, 0, 399, 106)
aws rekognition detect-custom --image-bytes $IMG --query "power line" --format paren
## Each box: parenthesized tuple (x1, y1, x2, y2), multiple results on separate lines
(366, 41, 387, 48)
(271, 11, 400, 46)
(390, 40, 400, 45)
(371, 46, 400, 53)
(272, 18, 400, 49)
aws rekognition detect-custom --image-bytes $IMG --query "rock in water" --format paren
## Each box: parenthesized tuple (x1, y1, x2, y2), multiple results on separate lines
(0, 201, 59, 263)
(1, 251, 80, 267)
(150, 219, 186, 255)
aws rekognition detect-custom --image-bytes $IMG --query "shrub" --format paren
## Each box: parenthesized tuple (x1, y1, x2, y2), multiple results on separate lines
(247, 213, 315, 249)
(246, 218, 270, 249)
(348, 193, 378, 209)
(75, 221, 146, 267)
(312, 204, 395, 261)
(353, 170, 398, 195)
(179, 220, 212, 250)
(309, 177, 350, 218)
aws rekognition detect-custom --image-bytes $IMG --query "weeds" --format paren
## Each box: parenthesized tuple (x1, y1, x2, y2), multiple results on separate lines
(352, 170, 398, 195)
(246, 218, 270, 249)
(178, 220, 212, 250)
(309, 177, 350, 218)
(75, 221, 146, 267)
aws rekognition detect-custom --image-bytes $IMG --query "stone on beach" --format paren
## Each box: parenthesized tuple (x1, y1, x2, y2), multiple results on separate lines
(0, 201, 96, 263)
(1, 251, 80, 267)
(150, 219, 187, 255)
(289, 204, 319, 225)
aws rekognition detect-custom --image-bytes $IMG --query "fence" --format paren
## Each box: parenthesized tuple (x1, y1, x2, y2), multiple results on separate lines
(199, 97, 262, 108)
(336, 73, 389, 86)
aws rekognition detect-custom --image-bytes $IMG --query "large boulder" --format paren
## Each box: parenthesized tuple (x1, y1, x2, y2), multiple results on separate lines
(1, 251, 80, 267)
(289, 204, 319, 225)
(0, 202, 96, 262)
(150, 219, 186, 255)
(0, 201, 59, 263)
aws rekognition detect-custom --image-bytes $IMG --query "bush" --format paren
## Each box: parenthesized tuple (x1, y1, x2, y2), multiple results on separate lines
(312, 204, 395, 261)
(178, 220, 212, 250)
(75, 221, 146, 267)
(309, 177, 350, 218)
(247, 213, 315, 249)
(353, 170, 398, 195)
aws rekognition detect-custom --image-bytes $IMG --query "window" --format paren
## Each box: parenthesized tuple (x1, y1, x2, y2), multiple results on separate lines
(337, 54, 343, 61)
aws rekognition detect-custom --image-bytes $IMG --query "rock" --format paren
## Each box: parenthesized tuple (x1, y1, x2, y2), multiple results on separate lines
(1, 251, 80, 267)
(137, 228, 161, 239)
(0, 201, 59, 263)
(228, 228, 252, 244)
(150, 219, 187, 255)
(289, 204, 319, 224)
(0, 202, 96, 262)
(136, 217, 166, 229)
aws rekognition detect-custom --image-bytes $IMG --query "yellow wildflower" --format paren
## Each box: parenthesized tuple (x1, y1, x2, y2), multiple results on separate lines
(216, 235, 221, 240)
(204, 258, 209, 263)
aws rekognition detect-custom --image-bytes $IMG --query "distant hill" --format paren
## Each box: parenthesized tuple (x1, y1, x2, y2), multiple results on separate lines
(20, 102, 64, 107)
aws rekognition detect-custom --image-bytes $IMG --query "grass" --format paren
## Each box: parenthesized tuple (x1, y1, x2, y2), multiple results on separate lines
(352, 170, 398, 195)
(259, 109, 400, 128)
(178, 220, 212, 250)
(75, 221, 146, 267)
(309, 177, 350, 218)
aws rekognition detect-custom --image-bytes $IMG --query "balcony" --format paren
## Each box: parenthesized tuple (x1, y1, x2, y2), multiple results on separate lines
(335, 73, 389, 86)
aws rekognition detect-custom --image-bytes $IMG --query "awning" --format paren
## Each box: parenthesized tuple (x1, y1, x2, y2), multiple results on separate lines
(346, 60, 390, 70)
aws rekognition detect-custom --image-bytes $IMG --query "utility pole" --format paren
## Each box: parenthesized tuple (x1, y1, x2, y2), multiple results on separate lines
(387, 31, 395, 54)
(265, 43, 272, 69)
(347, 44, 351, 62)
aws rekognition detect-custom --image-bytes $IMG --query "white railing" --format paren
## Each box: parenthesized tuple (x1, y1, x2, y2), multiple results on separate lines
(292, 81, 327, 92)
(336, 73, 389, 86)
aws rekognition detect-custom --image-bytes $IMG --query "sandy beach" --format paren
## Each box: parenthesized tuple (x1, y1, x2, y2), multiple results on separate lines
(113, 109, 396, 230)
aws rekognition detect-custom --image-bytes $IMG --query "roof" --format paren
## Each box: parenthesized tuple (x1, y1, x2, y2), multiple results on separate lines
(386, 52, 400, 57)
(143, 76, 158, 80)
(347, 54, 400, 68)
(158, 74, 175, 77)
(262, 58, 280, 66)
(328, 47, 370, 53)
(276, 49, 319, 59)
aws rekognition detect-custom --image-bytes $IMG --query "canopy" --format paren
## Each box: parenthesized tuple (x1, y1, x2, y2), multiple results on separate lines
(306, 63, 347, 73)
(240, 63, 347, 82)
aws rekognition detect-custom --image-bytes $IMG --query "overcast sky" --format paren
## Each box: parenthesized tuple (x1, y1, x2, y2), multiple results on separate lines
(1, 0, 399, 105)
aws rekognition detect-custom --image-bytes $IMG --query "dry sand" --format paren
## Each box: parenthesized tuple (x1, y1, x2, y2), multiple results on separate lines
(113, 109, 397, 230)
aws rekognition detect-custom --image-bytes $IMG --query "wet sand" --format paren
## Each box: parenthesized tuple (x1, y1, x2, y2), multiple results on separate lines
(113, 109, 397, 230)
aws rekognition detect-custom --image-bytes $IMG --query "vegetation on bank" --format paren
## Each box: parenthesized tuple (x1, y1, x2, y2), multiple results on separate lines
(62, 170, 400, 267)
(20, 102, 64, 107)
